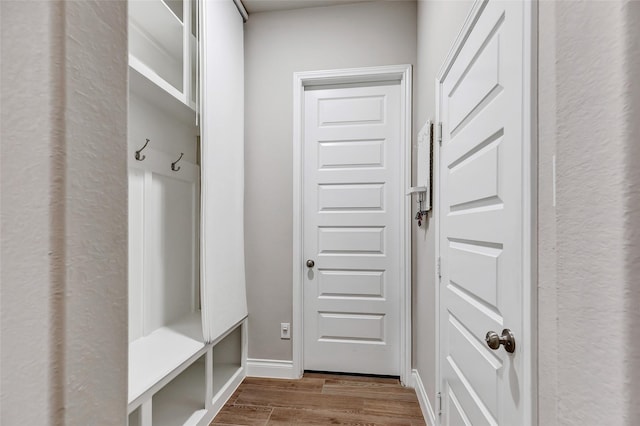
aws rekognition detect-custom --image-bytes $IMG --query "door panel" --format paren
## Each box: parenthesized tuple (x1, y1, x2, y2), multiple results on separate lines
(318, 183, 385, 211)
(439, 1, 526, 424)
(318, 140, 385, 169)
(304, 83, 401, 375)
(317, 269, 385, 299)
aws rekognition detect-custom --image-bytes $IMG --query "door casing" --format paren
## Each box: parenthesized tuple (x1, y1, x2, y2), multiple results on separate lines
(292, 65, 413, 385)
(434, 0, 537, 424)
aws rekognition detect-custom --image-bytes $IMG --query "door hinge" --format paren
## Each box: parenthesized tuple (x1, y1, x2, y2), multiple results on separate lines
(437, 257, 442, 279)
(438, 122, 443, 146)
(437, 391, 443, 416)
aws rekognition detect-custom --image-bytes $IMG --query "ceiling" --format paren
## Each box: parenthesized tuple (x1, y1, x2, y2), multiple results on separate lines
(241, 0, 374, 14)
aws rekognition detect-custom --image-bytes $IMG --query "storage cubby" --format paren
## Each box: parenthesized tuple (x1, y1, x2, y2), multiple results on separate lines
(152, 355, 207, 426)
(129, 406, 141, 426)
(212, 325, 243, 396)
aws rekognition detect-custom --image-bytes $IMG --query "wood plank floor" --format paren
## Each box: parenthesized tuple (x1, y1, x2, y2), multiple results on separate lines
(210, 373, 426, 425)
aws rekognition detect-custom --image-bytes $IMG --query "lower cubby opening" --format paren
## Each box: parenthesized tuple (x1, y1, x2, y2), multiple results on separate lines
(128, 406, 141, 426)
(212, 325, 243, 397)
(152, 354, 207, 426)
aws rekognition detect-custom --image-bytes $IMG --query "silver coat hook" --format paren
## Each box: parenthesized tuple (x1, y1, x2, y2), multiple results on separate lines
(135, 138, 150, 161)
(171, 152, 184, 172)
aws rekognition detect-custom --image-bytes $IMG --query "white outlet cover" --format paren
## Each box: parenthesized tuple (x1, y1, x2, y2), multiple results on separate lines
(280, 323, 291, 339)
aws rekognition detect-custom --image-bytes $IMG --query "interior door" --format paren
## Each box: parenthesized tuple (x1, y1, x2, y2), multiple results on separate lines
(303, 82, 401, 376)
(438, 0, 528, 424)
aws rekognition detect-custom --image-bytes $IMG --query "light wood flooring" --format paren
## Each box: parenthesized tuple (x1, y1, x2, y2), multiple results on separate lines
(210, 372, 426, 425)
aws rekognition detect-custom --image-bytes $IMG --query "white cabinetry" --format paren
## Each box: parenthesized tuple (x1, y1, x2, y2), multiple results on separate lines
(129, 0, 197, 110)
(127, 1, 247, 424)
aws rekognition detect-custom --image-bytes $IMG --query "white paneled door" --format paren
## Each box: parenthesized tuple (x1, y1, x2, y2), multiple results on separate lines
(303, 83, 401, 376)
(438, 0, 532, 425)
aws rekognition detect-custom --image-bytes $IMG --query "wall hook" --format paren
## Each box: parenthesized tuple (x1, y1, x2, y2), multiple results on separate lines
(135, 138, 150, 161)
(171, 152, 184, 172)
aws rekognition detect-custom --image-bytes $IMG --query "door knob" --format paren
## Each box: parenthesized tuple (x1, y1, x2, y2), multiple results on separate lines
(485, 329, 516, 353)
(306, 259, 315, 268)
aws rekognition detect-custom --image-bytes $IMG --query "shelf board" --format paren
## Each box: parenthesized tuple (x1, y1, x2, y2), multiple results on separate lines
(129, 58, 196, 126)
(128, 312, 205, 407)
(129, 0, 183, 64)
(152, 358, 207, 426)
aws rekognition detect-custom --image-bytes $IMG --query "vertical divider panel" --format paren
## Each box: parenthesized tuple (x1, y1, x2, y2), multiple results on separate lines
(205, 348, 214, 409)
(129, 168, 146, 342)
(142, 170, 155, 336)
(140, 400, 152, 426)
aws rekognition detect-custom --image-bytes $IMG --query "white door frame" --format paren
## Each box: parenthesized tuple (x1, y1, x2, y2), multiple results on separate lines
(292, 64, 413, 384)
(434, 1, 537, 424)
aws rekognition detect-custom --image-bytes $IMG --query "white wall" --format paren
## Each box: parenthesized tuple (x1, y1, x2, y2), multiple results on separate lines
(538, 1, 640, 424)
(537, 1, 558, 423)
(244, 1, 417, 361)
(413, 0, 472, 413)
(1, 1, 128, 423)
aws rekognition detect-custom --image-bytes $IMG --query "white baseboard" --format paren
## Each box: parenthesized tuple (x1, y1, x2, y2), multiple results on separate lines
(246, 358, 298, 379)
(412, 369, 437, 426)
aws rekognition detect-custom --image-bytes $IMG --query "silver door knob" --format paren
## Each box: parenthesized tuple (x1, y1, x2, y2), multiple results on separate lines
(485, 329, 516, 353)
(306, 259, 315, 268)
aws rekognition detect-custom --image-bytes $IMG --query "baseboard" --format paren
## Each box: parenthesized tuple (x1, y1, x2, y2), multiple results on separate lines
(412, 369, 437, 426)
(246, 358, 298, 379)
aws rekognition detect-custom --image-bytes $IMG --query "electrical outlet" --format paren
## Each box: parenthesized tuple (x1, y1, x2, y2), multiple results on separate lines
(280, 322, 290, 339)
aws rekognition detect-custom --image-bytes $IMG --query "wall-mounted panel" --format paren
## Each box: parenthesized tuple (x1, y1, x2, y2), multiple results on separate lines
(147, 172, 198, 332)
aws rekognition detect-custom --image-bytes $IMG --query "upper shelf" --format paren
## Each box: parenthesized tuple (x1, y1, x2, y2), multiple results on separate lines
(129, 0, 198, 118)
(129, 57, 196, 126)
(129, 0, 184, 64)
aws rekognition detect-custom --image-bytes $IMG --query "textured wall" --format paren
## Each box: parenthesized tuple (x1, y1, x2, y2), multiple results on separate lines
(413, 0, 472, 413)
(539, 1, 640, 424)
(244, 1, 417, 361)
(1, 3, 62, 423)
(62, 2, 128, 423)
(537, 1, 558, 424)
(1, 1, 128, 424)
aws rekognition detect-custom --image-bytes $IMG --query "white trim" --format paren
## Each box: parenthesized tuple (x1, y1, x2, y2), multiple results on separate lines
(292, 64, 413, 384)
(434, 77, 443, 423)
(523, 2, 538, 425)
(412, 369, 436, 426)
(434, 1, 537, 425)
(246, 359, 297, 379)
(232, 0, 249, 22)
